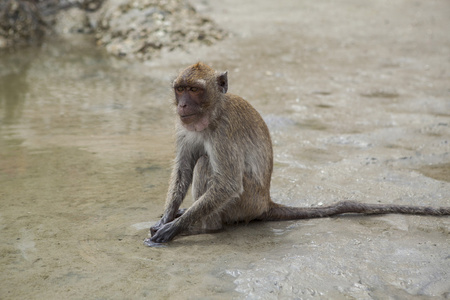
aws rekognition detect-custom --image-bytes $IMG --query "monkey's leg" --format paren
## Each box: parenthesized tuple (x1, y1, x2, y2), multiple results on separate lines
(178, 213, 224, 236)
(147, 155, 223, 246)
(175, 208, 187, 218)
(192, 154, 211, 201)
(151, 150, 245, 243)
(148, 210, 224, 243)
(183, 154, 223, 235)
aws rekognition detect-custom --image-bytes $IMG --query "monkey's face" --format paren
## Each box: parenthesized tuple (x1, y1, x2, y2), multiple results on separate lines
(174, 85, 204, 121)
(174, 83, 211, 131)
(172, 63, 227, 132)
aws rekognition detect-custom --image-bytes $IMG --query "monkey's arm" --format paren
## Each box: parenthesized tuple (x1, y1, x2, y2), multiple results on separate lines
(150, 180, 242, 243)
(149, 168, 191, 235)
(151, 147, 244, 243)
(150, 137, 199, 235)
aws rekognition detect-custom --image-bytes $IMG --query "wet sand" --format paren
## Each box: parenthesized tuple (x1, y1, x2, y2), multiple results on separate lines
(1, 0, 449, 298)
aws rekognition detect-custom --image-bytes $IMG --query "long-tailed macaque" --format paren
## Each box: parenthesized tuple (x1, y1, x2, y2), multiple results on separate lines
(145, 62, 450, 246)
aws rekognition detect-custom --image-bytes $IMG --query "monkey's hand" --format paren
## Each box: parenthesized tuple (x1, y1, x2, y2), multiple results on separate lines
(150, 209, 187, 237)
(150, 220, 180, 243)
(150, 219, 165, 236)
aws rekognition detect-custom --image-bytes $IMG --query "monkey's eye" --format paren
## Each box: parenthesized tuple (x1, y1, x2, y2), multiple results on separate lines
(189, 87, 199, 92)
(175, 86, 184, 92)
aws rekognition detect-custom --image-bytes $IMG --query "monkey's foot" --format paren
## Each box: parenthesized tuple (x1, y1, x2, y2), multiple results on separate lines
(175, 208, 187, 218)
(143, 237, 167, 248)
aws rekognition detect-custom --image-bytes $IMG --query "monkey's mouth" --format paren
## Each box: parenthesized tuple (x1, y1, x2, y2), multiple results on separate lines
(180, 113, 197, 120)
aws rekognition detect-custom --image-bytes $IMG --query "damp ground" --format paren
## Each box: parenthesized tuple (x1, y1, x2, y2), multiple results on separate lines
(1, 0, 449, 299)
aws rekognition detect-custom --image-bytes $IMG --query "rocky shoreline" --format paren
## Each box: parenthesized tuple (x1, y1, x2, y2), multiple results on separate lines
(0, 0, 227, 60)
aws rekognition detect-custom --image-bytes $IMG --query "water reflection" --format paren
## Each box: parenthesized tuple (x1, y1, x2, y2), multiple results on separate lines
(0, 48, 37, 125)
(0, 39, 173, 153)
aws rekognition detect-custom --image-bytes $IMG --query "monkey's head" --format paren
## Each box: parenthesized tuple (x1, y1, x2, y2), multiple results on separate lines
(172, 62, 228, 132)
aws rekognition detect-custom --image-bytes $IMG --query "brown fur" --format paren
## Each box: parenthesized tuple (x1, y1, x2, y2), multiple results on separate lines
(145, 63, 450, 246)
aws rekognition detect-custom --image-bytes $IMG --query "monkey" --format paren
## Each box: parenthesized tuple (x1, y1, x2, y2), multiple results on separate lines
(144, 62, 450, 246)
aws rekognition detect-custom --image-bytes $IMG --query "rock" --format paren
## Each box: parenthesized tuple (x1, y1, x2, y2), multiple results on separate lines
(93, 0, 227, 60)
(0, 0, 227, 60)
(54, 7, 92, 35)
(0, 0, 46, 48)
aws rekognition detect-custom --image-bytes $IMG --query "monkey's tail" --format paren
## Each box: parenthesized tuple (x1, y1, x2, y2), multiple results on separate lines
(260, 200, 450, 221)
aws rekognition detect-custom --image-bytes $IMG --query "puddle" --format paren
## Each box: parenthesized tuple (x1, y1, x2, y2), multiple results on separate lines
(418, 163, 450, 183)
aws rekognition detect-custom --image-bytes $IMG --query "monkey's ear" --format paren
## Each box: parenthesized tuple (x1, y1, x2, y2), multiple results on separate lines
(217, 71, 228, 94)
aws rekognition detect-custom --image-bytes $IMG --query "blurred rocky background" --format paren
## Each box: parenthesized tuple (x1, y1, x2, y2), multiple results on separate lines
(0, 0, 227, 59)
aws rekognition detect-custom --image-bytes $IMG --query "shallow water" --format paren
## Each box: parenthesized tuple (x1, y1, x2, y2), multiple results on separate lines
(1, 0, 450, 299)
